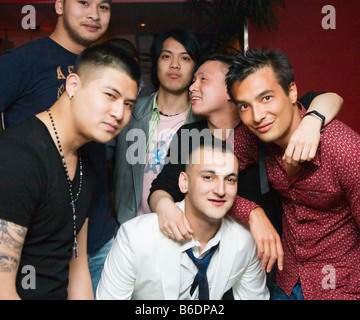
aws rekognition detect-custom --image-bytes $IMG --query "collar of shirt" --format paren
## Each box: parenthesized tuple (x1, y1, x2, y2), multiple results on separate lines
(146, 91, 192, 153)
(179, 219, 222, 300)
(180, 221, 222, 259)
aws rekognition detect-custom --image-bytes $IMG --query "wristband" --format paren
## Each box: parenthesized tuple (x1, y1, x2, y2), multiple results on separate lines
(304, 110, 326, 130)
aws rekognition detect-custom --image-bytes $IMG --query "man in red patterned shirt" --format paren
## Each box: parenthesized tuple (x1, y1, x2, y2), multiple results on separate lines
(226, 49, 360, 300)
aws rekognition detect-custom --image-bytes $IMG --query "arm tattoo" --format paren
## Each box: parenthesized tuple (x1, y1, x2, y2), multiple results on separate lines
(0, 219, 27, 273)
(0, 256, 19, 272)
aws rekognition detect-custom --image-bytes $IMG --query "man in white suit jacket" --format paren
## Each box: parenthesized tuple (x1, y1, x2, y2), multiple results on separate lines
(97, 142, 269, 300)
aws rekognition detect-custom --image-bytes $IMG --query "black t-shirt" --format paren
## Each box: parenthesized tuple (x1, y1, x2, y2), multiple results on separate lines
(0, 117, 95, 299)
(0, 36, 116, 254)
(0, 37, 77, 128)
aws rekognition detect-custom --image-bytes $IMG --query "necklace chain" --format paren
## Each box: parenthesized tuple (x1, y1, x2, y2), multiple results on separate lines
(47, 108, 83, 259)
(158, 109, 180, 117)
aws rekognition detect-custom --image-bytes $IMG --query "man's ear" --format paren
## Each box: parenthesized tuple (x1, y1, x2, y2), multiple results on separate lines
(65, 73, 81, 99)
(55, 0, 64, 15)
(178, 171, 189, 194)
(289, 82, 298, 104)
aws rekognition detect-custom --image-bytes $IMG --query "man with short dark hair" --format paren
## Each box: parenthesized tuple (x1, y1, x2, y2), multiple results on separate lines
(98, 141, 269, 300)
(0, 43, 140, 300)
(226, 48, 360, 300)
(109, 29, 201, 226)
(0, 0, 117, 296)
(0, 0, 111, 128)
(149, 53, 343, 277)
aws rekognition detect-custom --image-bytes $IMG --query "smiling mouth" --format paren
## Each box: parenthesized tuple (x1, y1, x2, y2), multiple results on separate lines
(104, 122, 119, 132)
(255, 121, 274, 133)
(208, 199, 226, 206)
(190, 96, 201, 101)
(82, 24, 100, 32)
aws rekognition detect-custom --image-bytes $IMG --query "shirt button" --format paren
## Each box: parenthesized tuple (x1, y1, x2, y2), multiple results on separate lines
(298, 243, 303, 247)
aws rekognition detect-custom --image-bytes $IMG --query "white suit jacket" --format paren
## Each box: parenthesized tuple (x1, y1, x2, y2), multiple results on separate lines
(97, 201, 269, 300)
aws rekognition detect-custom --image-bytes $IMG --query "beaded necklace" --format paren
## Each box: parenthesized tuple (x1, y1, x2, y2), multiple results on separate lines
(158, 109, 180, 117)
(47, 108, 83, 259)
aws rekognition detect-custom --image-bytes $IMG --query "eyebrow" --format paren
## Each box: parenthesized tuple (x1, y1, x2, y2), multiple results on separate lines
(104, 86, 137, 103)
(105, 85, 121, 95)
(194, 70, 208, 77)
(234, 89, 275, 105)
(161, 49, 189, 55)
(199, 169, 238, 178)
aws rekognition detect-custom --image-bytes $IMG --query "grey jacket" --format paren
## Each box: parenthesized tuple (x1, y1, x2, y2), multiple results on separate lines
(108, 92, 198, 225)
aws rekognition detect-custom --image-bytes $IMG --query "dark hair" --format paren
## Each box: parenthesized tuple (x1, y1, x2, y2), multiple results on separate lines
(150, 28, 201, 90)
(102, 38, 139, 61)
(201, 52, 235, 73)
(73, 42, 141, 87)
(63, 0, 112, 4)
(226, 48, 295, 102)
(202, 52, 235, 66)
(185, 136, 235, 172)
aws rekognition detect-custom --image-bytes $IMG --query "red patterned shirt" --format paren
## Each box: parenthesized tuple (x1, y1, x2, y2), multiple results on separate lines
(231, 106, 360, 300)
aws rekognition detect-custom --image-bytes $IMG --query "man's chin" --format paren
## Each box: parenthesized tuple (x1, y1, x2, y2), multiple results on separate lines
(68, 29, 104, 48)
(251, 130, 276, 144)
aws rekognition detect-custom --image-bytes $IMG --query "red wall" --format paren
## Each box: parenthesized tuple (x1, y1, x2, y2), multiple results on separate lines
(248, 0, 360, 133)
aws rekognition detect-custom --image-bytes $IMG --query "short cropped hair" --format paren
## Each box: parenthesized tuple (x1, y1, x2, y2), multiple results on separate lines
(226, 49, 295, 102)
(102, 38, 139, 61)
(150, 29, 201, 90)
(200, 52, 236, 75)
(201, 52, 235, 68)
(185, 137, 236, 174)
(73, 42, 141, 87)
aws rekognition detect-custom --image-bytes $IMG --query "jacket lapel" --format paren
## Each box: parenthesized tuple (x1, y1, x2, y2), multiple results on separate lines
(158, 234, 182, 299)
(210, 219, 236, 299)
(129, 94, 155, 207)
(158, 201, 186, 299)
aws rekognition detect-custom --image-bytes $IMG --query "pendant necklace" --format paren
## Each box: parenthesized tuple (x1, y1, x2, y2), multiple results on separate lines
(47, 108, 83, 259)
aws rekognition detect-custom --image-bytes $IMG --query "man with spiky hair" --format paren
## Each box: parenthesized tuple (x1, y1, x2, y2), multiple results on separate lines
(0, 0, 117, 296)
(0, 0, 111, 128)
(0, 43, 140, 300)
(226, 49, 360, 300)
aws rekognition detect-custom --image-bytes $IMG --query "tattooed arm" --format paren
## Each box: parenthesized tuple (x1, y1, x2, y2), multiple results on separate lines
(0, 219, 27, 300)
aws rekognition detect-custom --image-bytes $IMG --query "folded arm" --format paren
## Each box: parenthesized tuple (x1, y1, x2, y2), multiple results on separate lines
(149, 190, 192, 241)
(284, 92, 343, 165)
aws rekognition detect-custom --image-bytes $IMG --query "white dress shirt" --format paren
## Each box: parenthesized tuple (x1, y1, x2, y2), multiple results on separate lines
(179, 227, 222, 300)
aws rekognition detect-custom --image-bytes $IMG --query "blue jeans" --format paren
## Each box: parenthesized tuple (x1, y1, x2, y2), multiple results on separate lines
(272, 282, 304, 300)
(88, 238, 114, 298)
